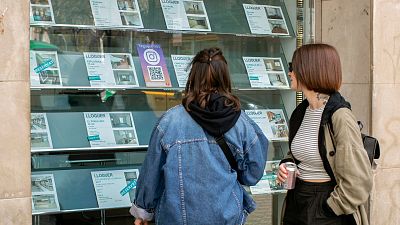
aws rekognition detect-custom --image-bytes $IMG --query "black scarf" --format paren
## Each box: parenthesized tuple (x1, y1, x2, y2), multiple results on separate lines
(187, 93, 241, 137)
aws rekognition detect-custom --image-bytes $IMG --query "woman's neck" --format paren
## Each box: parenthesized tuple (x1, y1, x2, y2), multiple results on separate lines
(303, 90, 330, 110)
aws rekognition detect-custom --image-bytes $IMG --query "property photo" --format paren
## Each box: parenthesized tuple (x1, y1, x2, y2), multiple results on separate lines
(113, 70, 137, 86)
(110, 54, 133, 69)
(38, 70, 61, 85)
(269, 20, 289, 34)
(184, 1, 206, 15)
(117, 0, 137, 11)
(121, 12, 142, 26)
(268, 73, 288, 87)
(35, 52, 59, 69)
(263, 58, 283, 71)
(187, 16, 209, 30)
(265, 6, 283, 19)
(110, 113, 133, 128)
(31, 6, 53, 22)
(113, 130, 138, 145)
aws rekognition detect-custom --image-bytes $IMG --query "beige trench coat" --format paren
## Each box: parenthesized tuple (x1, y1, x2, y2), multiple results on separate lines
(281, 108, 373, 225)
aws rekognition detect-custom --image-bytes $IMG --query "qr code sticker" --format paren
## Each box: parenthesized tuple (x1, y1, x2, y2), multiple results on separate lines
(147, 66, 165, 81)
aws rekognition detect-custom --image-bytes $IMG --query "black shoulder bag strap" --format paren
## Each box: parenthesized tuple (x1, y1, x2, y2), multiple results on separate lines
(214, 135, 238, 172)
(327, 119, 337, 152)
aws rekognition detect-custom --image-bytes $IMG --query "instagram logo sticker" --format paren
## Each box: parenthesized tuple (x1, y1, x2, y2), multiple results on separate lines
(143, 49, 160, 65)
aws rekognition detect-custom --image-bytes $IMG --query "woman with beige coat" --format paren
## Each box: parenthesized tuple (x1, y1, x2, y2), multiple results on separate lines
(277, 43, 372, 225)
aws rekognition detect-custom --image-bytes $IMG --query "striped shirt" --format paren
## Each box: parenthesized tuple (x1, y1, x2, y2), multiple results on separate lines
(291, 106, 330, 180)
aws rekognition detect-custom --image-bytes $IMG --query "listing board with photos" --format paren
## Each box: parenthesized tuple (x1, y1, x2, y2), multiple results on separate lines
(29, 0, 303, 224)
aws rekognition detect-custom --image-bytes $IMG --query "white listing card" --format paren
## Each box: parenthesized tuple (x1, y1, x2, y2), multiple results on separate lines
(90, 0, 144, 28)
(30, 51, 62, 87)
(30, 0, 56, 24)
(84, 53, 139, 88)
(250, 174, 271, 194)
(171, 55, 194, 87)
(91, 169, 139, 208)
(243, 4, 289, 35)
(84, 112, 139, 147)
(160, 0, 211, 31)
(264, 160, 284, 191)
(250, 160, 283, 194)
(243, 57, 289, 88)
(31, 174, 60, 213)
(31, 113, 53, 149)
(245, 109, 289, 141)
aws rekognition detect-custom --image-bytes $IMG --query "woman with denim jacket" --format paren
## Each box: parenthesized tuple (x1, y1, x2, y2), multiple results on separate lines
(277, 44, 373, 225)
(130, 47, 268, 225)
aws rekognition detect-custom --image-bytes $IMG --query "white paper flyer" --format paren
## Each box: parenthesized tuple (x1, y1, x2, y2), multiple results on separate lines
(84, 53, 139, 88)
(249, 174, 271, 194)
(245, 109, 289, 141)
(264, 160, 284, 191)
(160, 0, 211, 31)
(84, 112, 139, 147)
(250, 160, 283, 194)
(30, 0, 56, 24)
(30, 51, 62, 87)
(91, 169, 139, 208)
(31, 174, 60, 213)
(171, 55, 194, 87)
(31, 113, 53, 149)
(243, 4, 289, 35)
(243, 57, 289, 88)
(90, 0, 144, 28)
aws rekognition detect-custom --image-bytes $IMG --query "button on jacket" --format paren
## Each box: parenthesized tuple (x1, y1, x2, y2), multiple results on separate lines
(130, 105, 268, 225)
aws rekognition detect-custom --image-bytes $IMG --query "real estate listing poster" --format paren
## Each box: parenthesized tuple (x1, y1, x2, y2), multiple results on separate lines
(171, 54, 194, 87)
(84, 53, 139, 88)
(249, 173, 271, 194)
(91, 169, 139, 208)
(31, 174, 60, 213)
(264, 160, 284, 192)
(30, 51, 62, 87)
(31, 113, 53, 149)
(84, 112, 139, 147)
(160, 0, 211, 31)
(243, 57, 289, 88)
(250, 160, 283, 194)
(30, 0, 55, 24)
(90, 0, 144, 28)
(136, 44, 172, 87)
(245, 109, 289, 141)
(243, 4, 289, 35)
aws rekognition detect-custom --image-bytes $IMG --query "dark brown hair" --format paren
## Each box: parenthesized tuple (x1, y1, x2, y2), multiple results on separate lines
(292, 43, 342, 94)
(182, 47, 240, 111)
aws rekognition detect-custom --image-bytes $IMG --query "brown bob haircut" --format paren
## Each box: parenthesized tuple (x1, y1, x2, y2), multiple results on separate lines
(182, 47, 240, 111)
(292, 43, 342, 94)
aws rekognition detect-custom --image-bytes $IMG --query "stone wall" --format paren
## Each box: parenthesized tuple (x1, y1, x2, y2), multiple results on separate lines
(370, 0, 400, 224)
(0, 0, 31, 225)
(316, 0, 400, 224)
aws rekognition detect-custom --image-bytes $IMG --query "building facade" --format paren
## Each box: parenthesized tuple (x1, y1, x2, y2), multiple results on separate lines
(0, 0, 399, 225)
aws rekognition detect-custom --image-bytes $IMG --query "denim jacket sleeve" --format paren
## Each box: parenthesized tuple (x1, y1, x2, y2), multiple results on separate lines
(130, 123, 167, 220)
(236, 114, 269, 186)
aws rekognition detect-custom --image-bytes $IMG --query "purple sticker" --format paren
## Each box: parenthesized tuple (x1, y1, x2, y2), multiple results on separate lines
(136, 44, 171, 87)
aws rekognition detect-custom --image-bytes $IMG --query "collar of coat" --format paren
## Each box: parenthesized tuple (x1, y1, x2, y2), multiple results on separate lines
(289, 91, 351, 145)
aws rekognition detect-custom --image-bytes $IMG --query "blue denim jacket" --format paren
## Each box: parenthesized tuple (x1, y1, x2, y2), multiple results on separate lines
(130, 105, 268, 225)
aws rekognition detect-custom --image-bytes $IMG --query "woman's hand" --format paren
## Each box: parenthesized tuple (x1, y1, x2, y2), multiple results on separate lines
(277, 163, 288, 184)
(134, 218, 149, 225)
